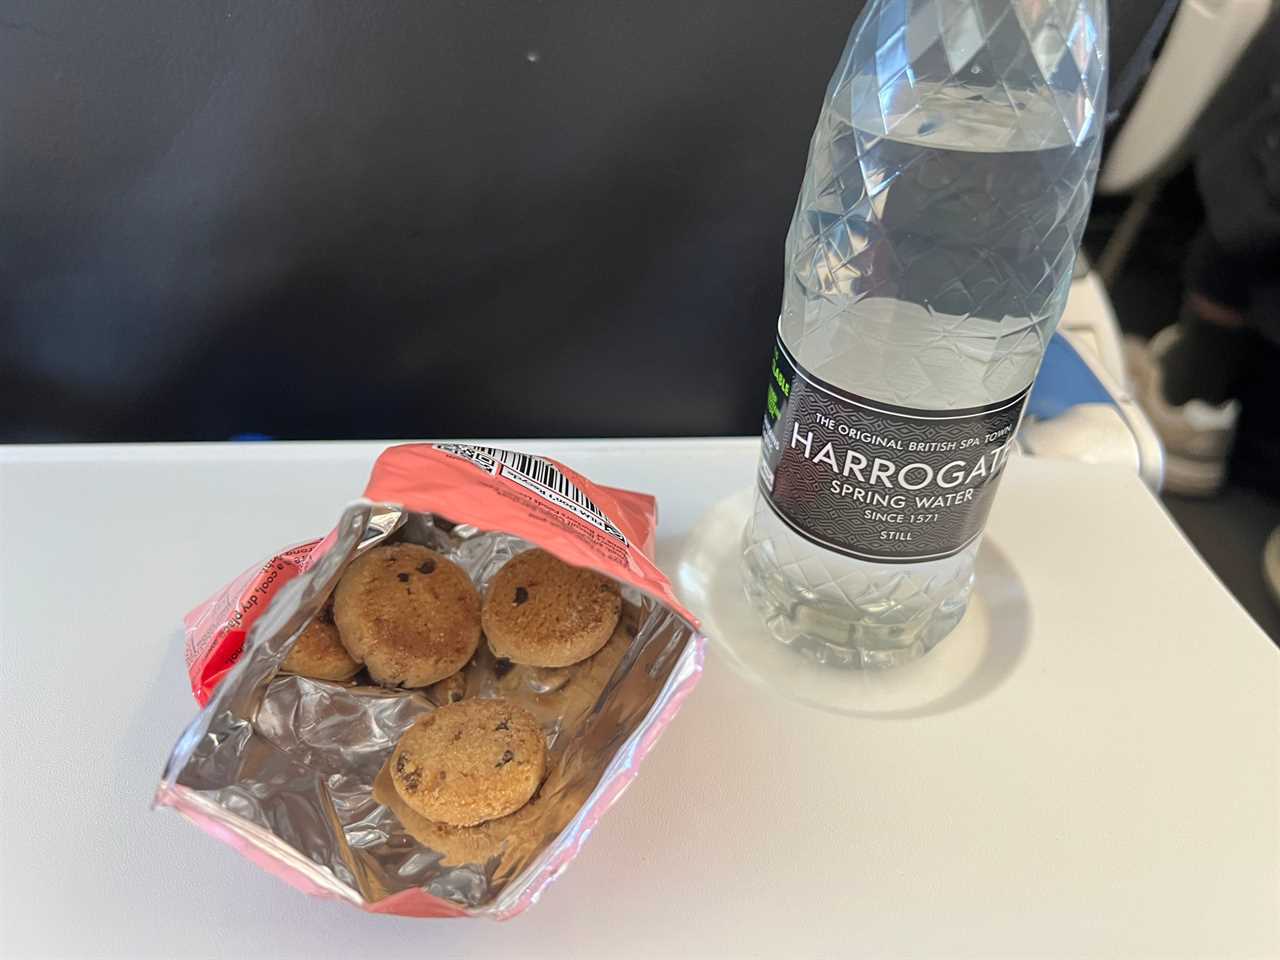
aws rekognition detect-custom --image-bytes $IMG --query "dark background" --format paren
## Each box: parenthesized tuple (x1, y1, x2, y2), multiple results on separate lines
(2, 0, 1157, 442)
(2, 1, 855, 441)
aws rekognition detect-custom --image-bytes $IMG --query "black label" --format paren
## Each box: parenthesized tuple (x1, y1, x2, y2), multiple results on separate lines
(759, 335, 1028, 563)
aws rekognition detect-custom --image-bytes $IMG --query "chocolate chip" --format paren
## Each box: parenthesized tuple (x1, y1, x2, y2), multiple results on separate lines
(418, 560, 436, 575)
(494, 719, 510, 731)
(496, 750, 514, 767)
(395, 754, 422, 791)
(493, 658, 514, 679)
(514, 586, 529, 605)
(397, 572, 411, 582)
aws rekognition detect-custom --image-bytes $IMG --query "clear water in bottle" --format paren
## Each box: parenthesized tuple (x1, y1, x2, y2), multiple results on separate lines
(742, 0, 1107, 668)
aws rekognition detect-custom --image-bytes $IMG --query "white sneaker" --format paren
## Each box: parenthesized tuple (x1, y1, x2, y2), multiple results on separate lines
(1125, 326, 1240, 497)
(1264, 527, 1280, 611)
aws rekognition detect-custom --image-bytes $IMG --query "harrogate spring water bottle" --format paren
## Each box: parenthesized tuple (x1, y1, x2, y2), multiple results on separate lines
(742, 0, 1107, 667)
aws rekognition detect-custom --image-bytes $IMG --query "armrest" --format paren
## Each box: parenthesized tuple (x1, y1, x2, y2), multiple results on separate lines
(1101, 0, 1272, 193)
(1022, 327, 1165, 492)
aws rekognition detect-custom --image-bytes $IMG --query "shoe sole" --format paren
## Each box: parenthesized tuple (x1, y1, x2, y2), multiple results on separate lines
(1162, 452, 1227, 497)
(1264, 529, 1280, 610)
(1124, 335, 1233, 497)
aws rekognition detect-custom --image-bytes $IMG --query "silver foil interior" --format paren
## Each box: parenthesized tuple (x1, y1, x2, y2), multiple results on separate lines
(157, 501, 699, 914)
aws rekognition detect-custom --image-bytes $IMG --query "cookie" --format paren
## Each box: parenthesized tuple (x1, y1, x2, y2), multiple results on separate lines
(427, 670, 468, 706)
(280, 603, 360, 681)
(390, 698, 546, 826)
(373, 759, 547, 867)
(481, 549, 622, 668)
(333, 544, 481, 688)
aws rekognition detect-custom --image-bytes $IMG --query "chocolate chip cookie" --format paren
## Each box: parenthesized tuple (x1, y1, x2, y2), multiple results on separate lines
(481, 549, 622, 668)
(373, 761, 546, 868)
(427, 670, 468, 706)
(333, 543, 481, 688)
(280, 603, 360, 681)
(390, 697, 546, 827)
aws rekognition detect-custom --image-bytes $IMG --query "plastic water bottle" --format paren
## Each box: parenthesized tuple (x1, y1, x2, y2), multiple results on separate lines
(742, 0, 1107, 668)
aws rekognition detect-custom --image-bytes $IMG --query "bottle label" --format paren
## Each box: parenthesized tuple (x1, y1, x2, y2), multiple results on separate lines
(758, 334, 1029, 563)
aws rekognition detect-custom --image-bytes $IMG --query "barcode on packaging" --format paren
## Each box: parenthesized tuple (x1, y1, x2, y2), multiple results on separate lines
(433, 443, 627, 543)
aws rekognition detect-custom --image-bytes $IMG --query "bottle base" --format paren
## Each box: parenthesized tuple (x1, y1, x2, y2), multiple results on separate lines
(739, 538, 970, 671)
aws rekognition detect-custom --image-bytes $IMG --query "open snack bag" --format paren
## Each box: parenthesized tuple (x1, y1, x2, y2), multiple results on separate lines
(155, 443, 705, 919)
